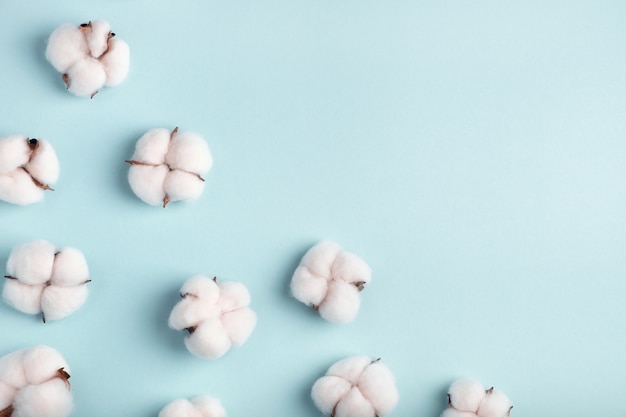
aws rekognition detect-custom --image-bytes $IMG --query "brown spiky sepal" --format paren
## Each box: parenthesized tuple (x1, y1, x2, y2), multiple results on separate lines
(354, 281, 366, 291)
(0, 405, 14, 417)
(184, 326, 197, 335)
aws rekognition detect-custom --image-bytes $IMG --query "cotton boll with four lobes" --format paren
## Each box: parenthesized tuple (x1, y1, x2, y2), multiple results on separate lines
(0, 346, 73, 417)
(3, 240, 91, 322)
(311, 356, 398, 417)
(0, 136, 59, 205)
(444, 380, 513, 417)
(168, 276, 256, 359)
(46, 20, 130, 98)
(159, 396, 226, 417)
(291, 241, 372, 323)
(126, 127, 213, 208)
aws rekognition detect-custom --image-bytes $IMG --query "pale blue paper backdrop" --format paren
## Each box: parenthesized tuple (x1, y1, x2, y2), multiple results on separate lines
(1, 1, 625, 416)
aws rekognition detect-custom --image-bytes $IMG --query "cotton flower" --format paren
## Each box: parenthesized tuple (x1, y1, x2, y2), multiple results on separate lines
(45, 20, 130, 98)
(159, 396, 226, 417)
(3, 240, 91, 323)
(168, 275, 256, 359)
(0, 345, 73, 417)
(443, 380, 513, 417)
(290, 241, 371, 323)
(126, 127, 213, 207)
(311, 356, 398, 417)
(0, 135, 59, 205)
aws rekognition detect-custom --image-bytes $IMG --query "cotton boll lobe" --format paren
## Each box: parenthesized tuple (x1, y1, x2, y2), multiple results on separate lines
(166, 131, 213, 175)
(441, 409, 478, 417)
(327, 356, 372, 384)
(50, 248, 89, 286)
(6, 240, 56, 285)
(190, 396, 226, 417)
(184, 319, 232, 359)
(0, 136, 30, 174)
(27, 140, 60, 187)
(163, 169, 205, 204)
(318, 281, 360, 323)
(11, 379, 73, 417)
(2, 280, 44, 315)
(159, 396, 225, 417)
(129, 128, 171, 165)
(358, 361, 399, 416)
(221, 308, 257, 347)
(0, 171, 45, 205)
(127, 164, 169, 206)
(45, 24, 88, 73)
(22, 346, 69, 386)
(477, 389, 512, 417)
(158, 399, 201, 417)
(64, 57, 107, 98)
(311, 376, 352, 415)
(448, 380, 486, 412)
(85, 20, 112, 58)
(334, 387, 376, 417)
(100, 38, 130, 86)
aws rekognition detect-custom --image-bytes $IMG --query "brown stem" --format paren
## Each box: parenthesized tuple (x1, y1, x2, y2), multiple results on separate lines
(171, 127, 179, 139)
(4, 276, 17, 280)
(90, 90, 98, 99)
(354, 281, 366, 291)
(0, 405, 14, 417)
(184, 326, 197, 335)
(62, 73, 70, 88)
(312, 304, 319, 311)
(163, 195, 170, 208)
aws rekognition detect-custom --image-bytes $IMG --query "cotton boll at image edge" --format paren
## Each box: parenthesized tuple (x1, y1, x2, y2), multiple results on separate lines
(290, 241, 372, 323)
(126, 127, 213, 208)
(3, 240, 91, 322)
(0, 136, 59, 205)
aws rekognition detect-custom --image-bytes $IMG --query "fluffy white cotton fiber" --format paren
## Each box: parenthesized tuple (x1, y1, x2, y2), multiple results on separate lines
(0, 346, 73, 417)
(3, 240, 90, 322)
(291, 241, 371, 323)
(0, 136, 59, 205)
(168, 275, 256, 359)
(159, 396, 226, 417)
(443, 380, 513, 417)
(312, 356, 398, 417)
(46, 20, 129, 97)
(126, 127, 213, 207)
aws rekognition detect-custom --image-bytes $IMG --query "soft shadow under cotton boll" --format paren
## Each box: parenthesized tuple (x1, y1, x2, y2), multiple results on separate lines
(126, 127, 213, 208)
(168, 276, 256, 359)
(290, 241, 371, 323)
(159, 396, 226, 417)
(45, 20, 130, 98)
(3, 240, 91, 322)
(0, 346, 73, 417)
(0, 136, 59, 205)
(311, 356, 398, 417)
(443, 380, 513, 417)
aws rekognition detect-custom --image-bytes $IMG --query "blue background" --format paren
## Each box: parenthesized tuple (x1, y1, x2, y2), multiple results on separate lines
(1, 1, 625, 416)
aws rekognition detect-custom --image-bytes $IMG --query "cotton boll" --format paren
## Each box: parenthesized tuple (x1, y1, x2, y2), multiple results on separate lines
(221, 308, 257, 347)
(101, 38, 130, 86)
(12, 379, 73, 417)
(190, 395, 227, 417)
(334, 387, 376, 417)
(127, 164, 169, 206)
(0, 135, 30, 174)
(86, 20, 111, 58)
(318, 280, 360, 324)
(441, 408, 478, 417)
(130, 128, 171, 165)
(311, 376, 352, 415)
(40, 285, 89, 321)
(166, 131, 213, 175)
(290, 266, 328, 306)
(65, 57, 106, 97)
(332, 251, 372, 286)
(300, 241, 342, 277)
(448, 380, 486, 412)
(26, 140, 60, 186)
(159, 398, 201, 417)
(22, 345, 69, 386)
(163, 170, 205, 203)
(3, 280, 44, 315)
(45, 24, 88, 73)
(477, 389, 512, 417)
(185, 319, 232, 359)
(327, 356, 372, 384)
(6, 240, 56, 285)
(358, 361, 399, 416)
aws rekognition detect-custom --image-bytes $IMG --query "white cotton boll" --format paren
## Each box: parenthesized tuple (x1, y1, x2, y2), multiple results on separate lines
(441, 408, 477, 417)
(101, 38, 130, 86)
(12, 379, 73, 417)
(166, 131, 213, 175)
(127, 164, 169, 206)
(190, 396, 227, 417)
(45, 24, 88, 73)
(0, 381, 17, 409)
(27, 140, 60, 186)
(2, 280, 44, 315)
(477, 389, 512, 417)
(130, 128, 171, 165)
(358, 362, 399, 416)
(163, 170, 205, 203)
(217, 281, 251, 312)
(327, 356, 372, 384)
(334, 387, 376, 417)
(179, 275, 220, 302)
(22, 345, 69, 386)
(65, 57, 106, 97)
(50, 248, 89, 286)
(332, 251, 372, 285)
(0, 170, 45, 205)
(311, 376, 352, 415)
(448, 380, 486, 413)
(0, 350, 27, 388)
(159, 398, 202, 417)
(318, 281, 360, 324)
(300, 241, 343, 277)
(40, 285, 89, 321)
(185, 319, 232, 359)
(290, 266, 328, 306)
(86, 20, 111, 58)
(221, 308, 257, 347)
(6, 240, 56, 285)
(0, 135, 30, 174)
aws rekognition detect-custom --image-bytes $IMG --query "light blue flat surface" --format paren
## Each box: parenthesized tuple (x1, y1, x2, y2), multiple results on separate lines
(1, 1, 626, 416)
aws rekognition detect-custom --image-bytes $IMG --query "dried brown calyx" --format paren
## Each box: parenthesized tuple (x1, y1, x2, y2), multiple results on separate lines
(20, 138, 55, 192)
